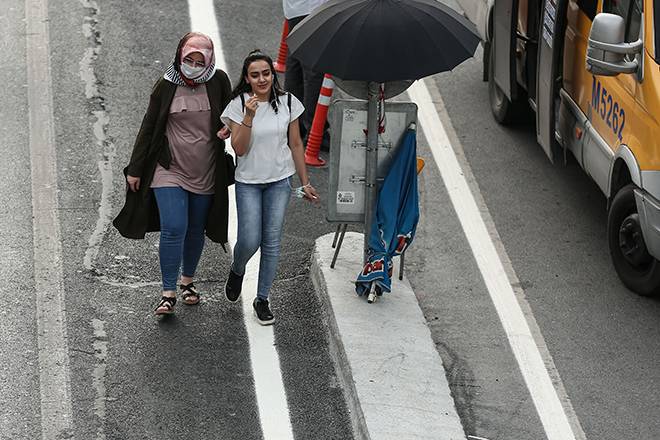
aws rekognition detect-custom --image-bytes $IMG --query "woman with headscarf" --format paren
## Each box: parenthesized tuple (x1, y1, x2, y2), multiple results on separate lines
(113, 32, 233, 315)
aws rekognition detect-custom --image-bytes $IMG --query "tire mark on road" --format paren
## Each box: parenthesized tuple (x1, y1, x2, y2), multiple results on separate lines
(434, 339, 479, 435)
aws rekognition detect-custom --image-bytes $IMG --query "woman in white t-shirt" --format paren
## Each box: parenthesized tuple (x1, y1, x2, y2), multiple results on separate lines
(220, 50, 319, 325)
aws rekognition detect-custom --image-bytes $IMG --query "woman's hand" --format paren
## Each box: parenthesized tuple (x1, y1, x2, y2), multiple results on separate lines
(244, 96, 259, 119)
(303, 184, 320, 204)
(126, 175, 141, 192)
(217, 126, 231, 140)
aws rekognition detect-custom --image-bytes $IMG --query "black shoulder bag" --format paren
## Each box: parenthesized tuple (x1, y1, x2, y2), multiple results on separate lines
(224, 153, 236, 186)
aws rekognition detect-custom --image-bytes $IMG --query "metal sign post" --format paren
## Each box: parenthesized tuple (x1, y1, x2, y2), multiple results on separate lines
(363, 82, 380, 263)
(326, 97, 418, 266)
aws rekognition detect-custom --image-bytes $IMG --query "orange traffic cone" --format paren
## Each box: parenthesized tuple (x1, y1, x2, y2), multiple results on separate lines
(274, 21, 289, 73)
(305, 74, 335, 167)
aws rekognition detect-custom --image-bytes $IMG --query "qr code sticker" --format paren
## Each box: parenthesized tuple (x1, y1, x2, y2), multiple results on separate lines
(336, 191, 355, 205)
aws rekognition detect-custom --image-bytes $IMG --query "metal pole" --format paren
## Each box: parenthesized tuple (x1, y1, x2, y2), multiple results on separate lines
(363, 81, 380, 263)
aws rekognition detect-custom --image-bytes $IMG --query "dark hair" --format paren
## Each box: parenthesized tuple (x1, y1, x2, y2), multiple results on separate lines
(230, 50, 285, 113)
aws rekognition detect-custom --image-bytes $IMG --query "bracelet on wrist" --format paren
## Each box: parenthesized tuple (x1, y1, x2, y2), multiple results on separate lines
(241, 121, 252, 128)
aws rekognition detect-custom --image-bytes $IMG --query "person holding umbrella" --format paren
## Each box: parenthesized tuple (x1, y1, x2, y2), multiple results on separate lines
(282, 0, 330, 150)
(113, 32, 233, 316)
(221, 50, 319, 325)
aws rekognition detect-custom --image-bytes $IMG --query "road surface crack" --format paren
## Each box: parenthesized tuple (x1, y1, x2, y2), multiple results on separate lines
(79, 0, 116, 275)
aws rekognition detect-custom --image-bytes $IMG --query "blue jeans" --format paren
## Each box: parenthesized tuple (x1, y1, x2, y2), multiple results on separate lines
(232, 177, 291, 300)
(153, 187, 213, 291)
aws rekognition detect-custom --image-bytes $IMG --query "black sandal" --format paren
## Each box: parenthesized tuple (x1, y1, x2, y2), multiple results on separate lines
(155, 296, 177, 315)
(180, 283, 200, 305)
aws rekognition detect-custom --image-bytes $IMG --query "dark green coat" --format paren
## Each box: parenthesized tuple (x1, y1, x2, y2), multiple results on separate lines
(113, 71, 232, 246)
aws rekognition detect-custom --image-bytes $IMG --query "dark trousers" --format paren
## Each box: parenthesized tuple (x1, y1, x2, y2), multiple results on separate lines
(284, 16, 330, 150)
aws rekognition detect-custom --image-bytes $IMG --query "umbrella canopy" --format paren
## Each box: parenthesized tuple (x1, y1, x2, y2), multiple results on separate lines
(287, 0, 480, 82)
(356, 126, 419, 296)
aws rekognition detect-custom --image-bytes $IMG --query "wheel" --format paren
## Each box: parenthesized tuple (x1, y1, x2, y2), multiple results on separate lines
(487, 35, 527, 124)
(608, 184, 660, 296)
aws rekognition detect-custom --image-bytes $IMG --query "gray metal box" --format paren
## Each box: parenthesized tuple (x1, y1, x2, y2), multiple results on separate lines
(327, 99, 418, 223)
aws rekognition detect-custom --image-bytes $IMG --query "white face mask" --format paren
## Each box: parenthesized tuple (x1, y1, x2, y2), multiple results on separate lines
(180, 62, 205, 79)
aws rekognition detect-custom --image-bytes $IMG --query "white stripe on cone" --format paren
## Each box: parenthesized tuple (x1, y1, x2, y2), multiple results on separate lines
(318, 94, 332, 106)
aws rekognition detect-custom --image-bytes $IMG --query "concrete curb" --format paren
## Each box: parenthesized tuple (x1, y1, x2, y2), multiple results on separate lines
(311, 232, 466, 440)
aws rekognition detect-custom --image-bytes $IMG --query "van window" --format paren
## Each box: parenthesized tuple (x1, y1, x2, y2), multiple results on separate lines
(603, 0, 643, 42)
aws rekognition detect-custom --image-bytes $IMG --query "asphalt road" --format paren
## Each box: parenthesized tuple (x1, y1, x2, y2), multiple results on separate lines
(1, 2, 42, 439)
(409, 48, 660, 439)
(3, 0, 660, 439)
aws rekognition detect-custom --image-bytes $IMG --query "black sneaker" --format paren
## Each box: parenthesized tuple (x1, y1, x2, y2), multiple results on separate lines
(225, 269, 244, 302)
(253, 298, 275, 325)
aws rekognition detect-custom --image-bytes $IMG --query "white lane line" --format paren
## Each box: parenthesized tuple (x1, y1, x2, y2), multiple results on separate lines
(238, 252, 295, 440)
(25, 0, 74, 438)
(187, 2, 295, 438)
(408, 79, 585, 440)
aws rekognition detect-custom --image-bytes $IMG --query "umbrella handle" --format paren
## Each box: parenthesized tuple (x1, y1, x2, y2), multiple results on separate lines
(367, 281, 383, 304)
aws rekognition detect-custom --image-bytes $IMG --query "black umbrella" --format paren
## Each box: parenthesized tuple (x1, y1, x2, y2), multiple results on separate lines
(287, 0, 479, 263)
(286, 0, 480, 82)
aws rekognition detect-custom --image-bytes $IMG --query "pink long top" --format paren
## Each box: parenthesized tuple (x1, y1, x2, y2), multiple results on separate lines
(151, 84, 216, 194)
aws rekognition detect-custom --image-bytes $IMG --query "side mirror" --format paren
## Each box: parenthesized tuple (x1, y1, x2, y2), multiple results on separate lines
(586, 13, 642, 76)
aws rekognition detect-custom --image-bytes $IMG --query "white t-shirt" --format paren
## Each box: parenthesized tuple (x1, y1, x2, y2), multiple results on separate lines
(221, 93, 304, 184)
(283, 0, 309, 19)
(283, 0, 327, 19)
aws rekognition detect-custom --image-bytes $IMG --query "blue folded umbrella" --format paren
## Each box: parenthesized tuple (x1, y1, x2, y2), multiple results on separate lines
(356, 127, 419, 296)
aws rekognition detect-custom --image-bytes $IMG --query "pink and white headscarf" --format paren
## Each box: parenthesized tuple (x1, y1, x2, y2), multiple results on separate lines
(164, 32, 216, 86)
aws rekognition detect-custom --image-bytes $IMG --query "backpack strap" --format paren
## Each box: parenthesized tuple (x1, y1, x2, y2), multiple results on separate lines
(287, 93, 292, 142)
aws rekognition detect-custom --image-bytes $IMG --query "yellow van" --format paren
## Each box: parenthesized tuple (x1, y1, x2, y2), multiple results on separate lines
(457, 0, 660, 295)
